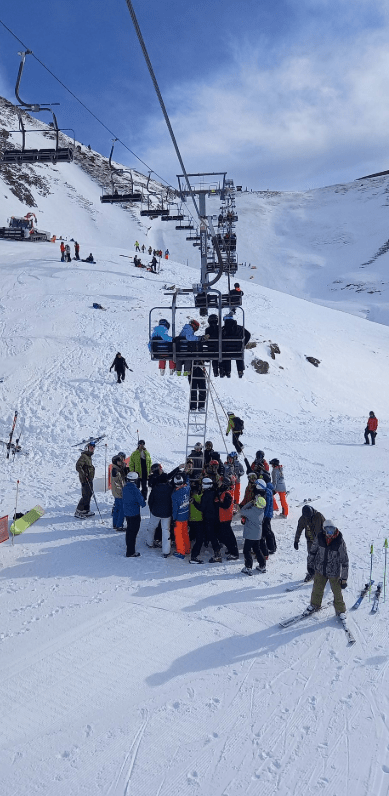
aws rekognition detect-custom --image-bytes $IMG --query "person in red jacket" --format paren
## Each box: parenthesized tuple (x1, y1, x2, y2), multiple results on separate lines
(60, 241, 65, 262)
(364, 411, 378, 445)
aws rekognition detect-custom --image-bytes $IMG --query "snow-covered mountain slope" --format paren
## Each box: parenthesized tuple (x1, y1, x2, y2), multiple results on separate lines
(0, 232, 388, 795)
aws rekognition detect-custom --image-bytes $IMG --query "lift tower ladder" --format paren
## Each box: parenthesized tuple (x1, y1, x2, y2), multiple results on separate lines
(185, 361, 212, 469)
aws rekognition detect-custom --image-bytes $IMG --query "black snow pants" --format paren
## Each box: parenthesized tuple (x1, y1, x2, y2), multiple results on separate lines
(190, 520, 205, 559)
(126, 515, 141, 556)
(77, 481, 93, 512)
(243, 539, 266, 569)
(218, 521, 239, 557)
(262, 517, 277, 554)
(364, 428, 377, 445)
(115, 368, 126, 383)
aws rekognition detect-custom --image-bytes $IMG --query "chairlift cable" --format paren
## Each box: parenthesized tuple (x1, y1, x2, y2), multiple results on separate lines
(0, 18, 175, 192)
(208, 385, 229, 456)
(123, 0, 201, 222)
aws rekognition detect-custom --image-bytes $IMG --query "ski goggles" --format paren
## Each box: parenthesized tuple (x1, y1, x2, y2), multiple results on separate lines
(324, 525, 336, 536)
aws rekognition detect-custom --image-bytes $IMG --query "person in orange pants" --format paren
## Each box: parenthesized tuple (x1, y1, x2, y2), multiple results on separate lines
(171, 475, 191, 558)
(269, 458, 289, 518)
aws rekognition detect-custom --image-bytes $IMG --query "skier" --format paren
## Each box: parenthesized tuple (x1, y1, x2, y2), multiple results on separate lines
(240, 489, 267, 575)
(135, 241, 140, 251)
(215, 476, 239, 559)
(294, 505, 325, 581)
(111, 452, 129, 531)
(74, 241, 80, 260)
(165, 249, 169, 259)
(176, 319, 201, 376)
(205, 314, 220, 377)
(246, 450, 271, 484)
(269, 458, 289, 518)
(189, 362, 207, 411)
(146, 473, 173, 556)
(60, 241, 65, 262)
(199, 478, 223, 563)
(226, 412, 244, 454)
(204, 440, 222, 468)
(130, 440, 152, 500)
(188, 442, 204, 481)
(148, 246, 152, 255)
(75, 442, 96, 518)
(306, 520, 349, 617)
(364, 411, 378, 445)
(122, 472, 146, 557)
(223, 451, 244, 506)
(171, 475, 191, 559)
(109, 352, 129, 383)
(141, 244, 145, 253)
(221, 315, 251, 378)
(65, 244, 71, 263)
(149, 318, 175, 375)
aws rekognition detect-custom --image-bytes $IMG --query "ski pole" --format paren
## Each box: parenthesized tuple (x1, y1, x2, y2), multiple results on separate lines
(86, 476, 105, 525)
(384, 538, 388, 602)
(137, 428, 139, 444)
(11, 479, 19, 545)
(104, 443, 107, 492)
(369, 543, 374, 600)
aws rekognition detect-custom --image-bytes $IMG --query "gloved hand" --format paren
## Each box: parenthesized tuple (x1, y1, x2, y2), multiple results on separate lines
(294, 540, 299, 551)
(340, 579, 347, 589)
(240, 516, 246, 525)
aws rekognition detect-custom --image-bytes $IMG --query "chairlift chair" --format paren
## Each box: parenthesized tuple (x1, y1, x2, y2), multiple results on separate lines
(1, 51, 73, 165)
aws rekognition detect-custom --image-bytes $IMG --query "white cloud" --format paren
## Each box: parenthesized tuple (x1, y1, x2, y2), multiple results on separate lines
(140, 25, 389, 190)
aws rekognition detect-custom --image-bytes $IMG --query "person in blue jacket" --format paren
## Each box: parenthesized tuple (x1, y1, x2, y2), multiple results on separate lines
(122, 472, 146, 557)
(176, 319, 201, 376)
(149, 318, 175, 375)
(257, 479, 277, 554)
(171, 475, 191, 559)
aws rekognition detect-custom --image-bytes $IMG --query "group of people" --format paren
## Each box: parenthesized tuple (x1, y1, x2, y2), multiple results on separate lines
(133, 254, 158, 273)
(60, 241, 95, 263)
(134, 242, 169, 259)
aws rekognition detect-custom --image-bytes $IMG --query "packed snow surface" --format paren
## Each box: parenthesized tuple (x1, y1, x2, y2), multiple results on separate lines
(0, 124, 389, 794)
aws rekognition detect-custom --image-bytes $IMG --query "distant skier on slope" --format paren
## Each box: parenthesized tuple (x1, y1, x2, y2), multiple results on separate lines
(364, 411, 378, 445)
(75, 442, 96, 518)
(226, 411, 244, 453)
(109, 352, 129, 383)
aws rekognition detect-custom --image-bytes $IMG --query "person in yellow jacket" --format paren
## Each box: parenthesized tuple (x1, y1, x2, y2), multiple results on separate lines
(129, 440, 152, 500)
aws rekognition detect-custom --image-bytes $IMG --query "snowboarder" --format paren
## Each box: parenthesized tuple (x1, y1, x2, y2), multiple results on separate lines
(189, 363, 207, 411)
(294, 505, 325, 581)
(171, 475, 191, 558)
(75, 442, 96, 518)
(364, 411, 378, 445)
(269, 458, 289, 517)
(149, 318, 175, 375)
(111, 452, 129, 531)
(74, 241, 80, 260)
(223, 451, 244, 505)
(122, 472, 146, 557)
(129, 440, 152, 500)
(135, 241, 140, 251)
(240, 490, 267, 575)
(60, 241, 65, 262)
(109, 352, 129, 383)
(82, 253, 95, 263)
(306, 520, 349, 617)
(226, 412, 244, 454)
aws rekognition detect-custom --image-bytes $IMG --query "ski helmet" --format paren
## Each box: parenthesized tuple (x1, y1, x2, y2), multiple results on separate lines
(222, 475, 232, 488)
(202, 477, 213, 489)
(210, 459, 219, 466)
(301, 505, 314, 518)
(255, 479, 267, 490)
(205, 440, 213, 448)
(190, 319, 200, 330)
(207, 314, 218, 324)
(269, 458, 280, 466)
(117, 451, 126, 459)
(151, 462, 162, 473)
(174, 474, 184, 485)
(323, 519, 337, 535)
(194, 442, 203, 450)
(248, 472, 257, 481)
(256, 450, 265, 460)
(369, 411, 375, 417)
(228, 451, 238, 459)
(127, 472, 139, 481)
(159, 318, 170, 329)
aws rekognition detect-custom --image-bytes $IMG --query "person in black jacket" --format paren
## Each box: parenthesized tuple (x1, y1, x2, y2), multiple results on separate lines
(205, 314, 220, 377)
(204, 441, 222, 468)
(109, 352, 129, 383)
(188, 363, 207, 411)
(199, 479, 222, 562)
(146, 473, 173, 557)
(221, 315, 251, 378)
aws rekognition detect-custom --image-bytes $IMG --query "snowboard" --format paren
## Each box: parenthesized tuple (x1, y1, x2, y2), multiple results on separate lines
(10, 505, 45, 536)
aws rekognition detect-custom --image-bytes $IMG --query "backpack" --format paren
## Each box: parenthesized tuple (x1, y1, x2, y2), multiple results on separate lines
(233, 416, 244, 432)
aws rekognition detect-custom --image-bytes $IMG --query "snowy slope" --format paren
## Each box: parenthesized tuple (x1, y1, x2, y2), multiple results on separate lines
(1, 95, 389, 796)
(0, 236, 389, 795)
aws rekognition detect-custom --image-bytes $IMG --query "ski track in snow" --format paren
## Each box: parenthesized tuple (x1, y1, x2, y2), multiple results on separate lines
(0, 179, 389, 794)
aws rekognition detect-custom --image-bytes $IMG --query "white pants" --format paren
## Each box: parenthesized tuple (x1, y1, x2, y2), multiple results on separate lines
(147, 513, 171, 556)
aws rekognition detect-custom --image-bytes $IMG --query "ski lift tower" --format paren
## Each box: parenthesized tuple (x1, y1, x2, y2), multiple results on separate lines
(177, 172, 227, 286)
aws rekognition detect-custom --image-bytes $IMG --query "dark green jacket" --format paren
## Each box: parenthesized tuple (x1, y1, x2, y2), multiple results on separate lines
(76, 451, 95, 484)
(295, 510, 325, 545)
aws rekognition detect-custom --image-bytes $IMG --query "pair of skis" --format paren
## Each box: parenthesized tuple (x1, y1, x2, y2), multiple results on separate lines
(71, 434, 106, 448)
(279, 600, 356, 644)
(3, 411, 25, 459)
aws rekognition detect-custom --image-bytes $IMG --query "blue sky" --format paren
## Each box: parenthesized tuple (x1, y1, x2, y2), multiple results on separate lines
(0, 0, 389, 190)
